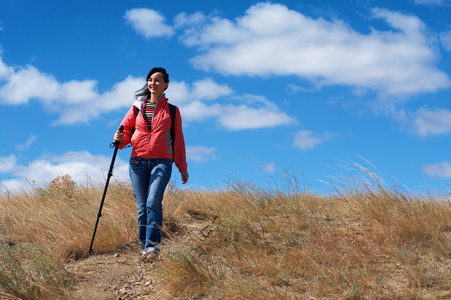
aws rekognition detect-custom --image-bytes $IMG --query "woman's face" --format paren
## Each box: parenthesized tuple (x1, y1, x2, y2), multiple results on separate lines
(147, 72, 168, 97)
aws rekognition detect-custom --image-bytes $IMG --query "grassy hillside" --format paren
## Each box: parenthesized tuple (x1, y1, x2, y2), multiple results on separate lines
(1, 165, 450, 299)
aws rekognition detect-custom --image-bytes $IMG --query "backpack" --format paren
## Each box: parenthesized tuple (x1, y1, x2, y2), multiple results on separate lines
(129, 103, 177, 159)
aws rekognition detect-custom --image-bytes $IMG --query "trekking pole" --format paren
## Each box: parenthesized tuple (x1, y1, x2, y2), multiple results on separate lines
(88, 125, 124, 255)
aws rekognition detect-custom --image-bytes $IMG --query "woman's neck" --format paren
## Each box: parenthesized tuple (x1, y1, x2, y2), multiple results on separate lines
(149, 93, 162, 103)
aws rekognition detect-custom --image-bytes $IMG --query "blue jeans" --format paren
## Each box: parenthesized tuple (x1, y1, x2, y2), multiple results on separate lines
(129, 157, 172, 250)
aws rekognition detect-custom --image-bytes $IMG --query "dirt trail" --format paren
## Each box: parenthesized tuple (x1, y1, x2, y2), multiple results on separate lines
(67, 241, 160, 299)
(67, 218, 205, 299)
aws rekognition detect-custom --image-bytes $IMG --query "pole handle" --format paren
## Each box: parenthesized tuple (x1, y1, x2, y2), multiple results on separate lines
(111, 125, 124, 148)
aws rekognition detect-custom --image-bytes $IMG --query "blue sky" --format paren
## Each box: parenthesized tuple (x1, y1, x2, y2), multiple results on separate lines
(1, 0, 451, 194)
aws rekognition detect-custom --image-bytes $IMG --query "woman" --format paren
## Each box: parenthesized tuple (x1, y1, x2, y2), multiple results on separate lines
(114, 67, 189, 261)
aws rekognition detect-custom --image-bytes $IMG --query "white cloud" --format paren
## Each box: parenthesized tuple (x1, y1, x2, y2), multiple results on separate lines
(192, 78, 233, 100)
(0, 57, 143, 124)
(124, 8, 174, 38)
(0, 154, 17, 173)
(166, 78, 233, 104)
(180, 101, 223, 122)
(165, 81, 191, 105)
(0, 178, 28, 193)
(167, 79, 294, 130)
(0, 145, 221, 192)
(0, 56, 293, 130)
(178, 3, 449, 96)
(56, 75, 143, 125)
(186, 145, 216, 162)
(440, 29, 451, 51)
(52, 75, 142, 125)
(174, 11, 206, 28)
(172, 89, 295, 130)
(422, 161, 451, 178)
(261, 162, 275, 175)
(409, 107, 451, 137)
(0, 64, 59, 105)
(293, 130, 334, 151)
(413, 0, 451, 6)
(60, 80, 99, 104)
(0, 145, 220, 192)
(0, 151, 130, 193)
(0, 58, 12, 79)
(17, 135, 37, 150)
(217, 103, 295, 130)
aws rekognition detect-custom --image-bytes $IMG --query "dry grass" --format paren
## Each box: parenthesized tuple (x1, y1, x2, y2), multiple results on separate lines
(1, 165, 451, 299)
(0, 175, 137, 299)
(1, 175, 137, 259)
(156, 165, 451, 299)
(0, 243, 73, 299)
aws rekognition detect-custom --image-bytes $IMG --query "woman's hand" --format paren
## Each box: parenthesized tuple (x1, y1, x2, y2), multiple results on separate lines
(114, 129, 124, 144)
(181, 171, 189, 184)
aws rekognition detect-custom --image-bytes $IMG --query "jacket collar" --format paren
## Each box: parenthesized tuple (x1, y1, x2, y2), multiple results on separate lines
(133, 93, 166, 108)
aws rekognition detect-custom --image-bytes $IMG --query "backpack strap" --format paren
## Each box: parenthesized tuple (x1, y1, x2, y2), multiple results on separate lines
(130, 106, 139, 136)
(168, 103, 176, 160)
(124, 106, 140, 149)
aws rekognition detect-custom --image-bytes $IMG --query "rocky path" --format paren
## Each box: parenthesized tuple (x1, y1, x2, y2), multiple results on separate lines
(67, 216, 205, 300)
(67, 218, 206, 299)
(67, 241, 161, 299)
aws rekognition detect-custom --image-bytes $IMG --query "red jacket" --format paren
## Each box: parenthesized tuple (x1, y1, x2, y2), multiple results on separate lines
(118, 95, 187, 173)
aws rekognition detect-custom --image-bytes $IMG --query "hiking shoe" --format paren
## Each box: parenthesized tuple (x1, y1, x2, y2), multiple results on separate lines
(136, 250, 159, 262)
(136, 253, 148, 262)
(147, 251, 159, 261)
(136, 248, 149, 262)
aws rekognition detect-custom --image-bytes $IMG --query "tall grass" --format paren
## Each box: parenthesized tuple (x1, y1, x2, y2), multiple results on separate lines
(1, 175, 137, 259)
(1, 164, 450, 299)
(0, 242, 73, 299)
(156, 165, 451, 299)
(0, 175, 137, 298)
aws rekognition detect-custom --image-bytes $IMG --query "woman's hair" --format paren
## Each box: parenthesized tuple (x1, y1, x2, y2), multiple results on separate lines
(135, 67, 170, 99)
